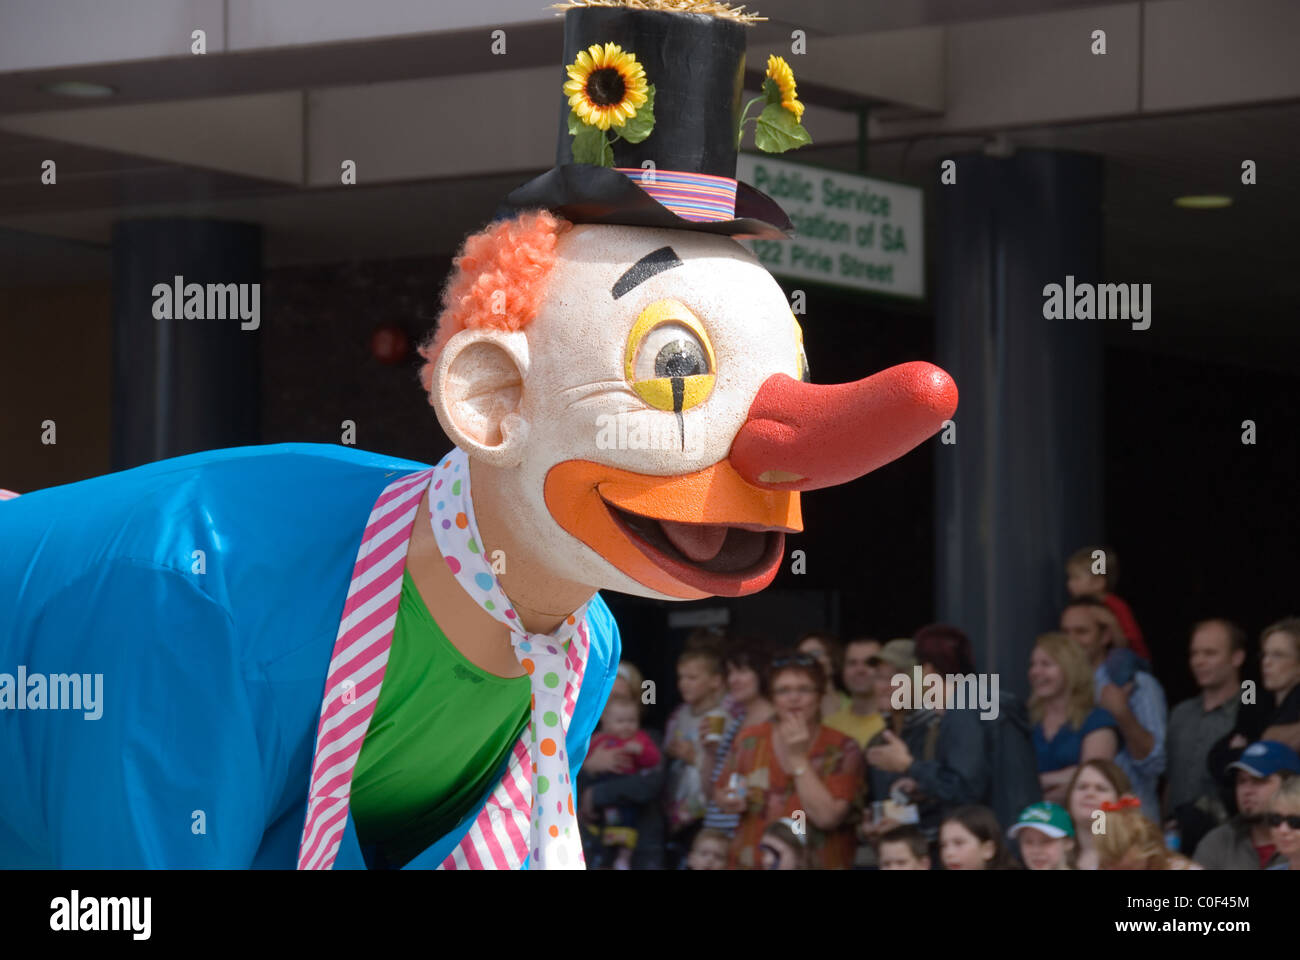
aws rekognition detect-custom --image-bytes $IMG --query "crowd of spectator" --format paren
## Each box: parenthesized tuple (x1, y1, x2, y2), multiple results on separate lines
(576, 546, 1300, 870)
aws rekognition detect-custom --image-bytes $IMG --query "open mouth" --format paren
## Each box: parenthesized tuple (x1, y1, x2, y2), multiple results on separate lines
(544, 457, 801, 600)
(601, 498, 786, 596)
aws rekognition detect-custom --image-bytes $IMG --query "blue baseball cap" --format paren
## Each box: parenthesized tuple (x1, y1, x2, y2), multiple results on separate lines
(1227, 741, 1300, 778)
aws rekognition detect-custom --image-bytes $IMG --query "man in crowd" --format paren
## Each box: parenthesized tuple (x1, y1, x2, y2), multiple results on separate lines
(824, 637, 886, 750)
(859, 640, 941, 847)
(1193, 741, 1299, 870)
(1060, 597, 1167, 819)
(866, 631, 987, 814)
(1165, 619, 1246, 850)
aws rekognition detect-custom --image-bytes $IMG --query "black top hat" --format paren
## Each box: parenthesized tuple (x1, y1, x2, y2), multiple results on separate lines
(498, 1, 811, 239)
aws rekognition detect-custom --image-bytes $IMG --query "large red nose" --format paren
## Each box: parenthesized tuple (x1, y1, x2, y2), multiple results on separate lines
(728, 362, 958, 491)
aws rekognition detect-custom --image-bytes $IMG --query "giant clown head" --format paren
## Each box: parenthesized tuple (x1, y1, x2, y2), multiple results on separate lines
(420, 212, 956, 602)
(418, 0, 957, 605)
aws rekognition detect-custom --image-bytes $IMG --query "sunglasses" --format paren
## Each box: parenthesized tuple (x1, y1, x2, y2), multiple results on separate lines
(1265, 813, 1300, 829)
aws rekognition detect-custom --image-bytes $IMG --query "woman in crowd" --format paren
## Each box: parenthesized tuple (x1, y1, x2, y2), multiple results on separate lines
(702, 636, 775, 836)
(1094, 796, 1202, 869)
(939, 806, 1021, 870)
(1065, 758, 1133, 869)
(1266, 776, 1300, 870)
(798, 631, 850, 719)
(1211, 618, 1300, 790)
(1258, 619, 1300, 722)
(1007, 801, 1077, 870)
(713, 652, 864, 868)
(1029, 633, 1119, 804)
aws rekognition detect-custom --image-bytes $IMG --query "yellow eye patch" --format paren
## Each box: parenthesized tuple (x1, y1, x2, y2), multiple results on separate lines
(624, 299, 717, 412)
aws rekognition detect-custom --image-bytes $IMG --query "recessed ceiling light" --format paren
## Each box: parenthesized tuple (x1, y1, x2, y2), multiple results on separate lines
(1174, 195, 1232, 209)
(42, 81, 116, 98)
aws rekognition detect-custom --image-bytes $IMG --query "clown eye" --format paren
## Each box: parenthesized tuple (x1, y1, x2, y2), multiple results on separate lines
(636, 324, 711, 381)
(624, 299, 717, 413)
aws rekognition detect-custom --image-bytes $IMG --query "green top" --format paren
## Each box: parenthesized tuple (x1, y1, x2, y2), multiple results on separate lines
(350, 568, 531, 868)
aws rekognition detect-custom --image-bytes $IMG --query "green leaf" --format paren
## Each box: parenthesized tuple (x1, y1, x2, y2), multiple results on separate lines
(762, 76, 782, 105)
(567, 110, 584, 135)
(754, 102, 812, 153)
(618, 83, 655, 144)
(571, 124, 614, 167)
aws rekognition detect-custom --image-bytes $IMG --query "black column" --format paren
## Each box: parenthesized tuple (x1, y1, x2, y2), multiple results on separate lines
(111, 219, 262, 469)
(934, 150, 1104, 697)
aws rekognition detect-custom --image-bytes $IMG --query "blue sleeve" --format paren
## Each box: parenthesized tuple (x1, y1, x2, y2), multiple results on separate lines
(29, 561, 270, 867)
(1082, 707, 1120, 734)
(564, 596, 621, 781)
(1125, 673, 1168, 778)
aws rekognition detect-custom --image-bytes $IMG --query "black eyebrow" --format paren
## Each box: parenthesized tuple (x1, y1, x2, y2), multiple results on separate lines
(611, 246, 683, 300)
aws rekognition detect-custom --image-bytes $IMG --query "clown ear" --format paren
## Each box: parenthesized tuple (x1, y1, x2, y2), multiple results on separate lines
(430, 328, 530, 468)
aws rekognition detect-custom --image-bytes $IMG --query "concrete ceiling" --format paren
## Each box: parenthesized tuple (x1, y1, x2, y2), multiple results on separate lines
(0, 0, 1295, 373)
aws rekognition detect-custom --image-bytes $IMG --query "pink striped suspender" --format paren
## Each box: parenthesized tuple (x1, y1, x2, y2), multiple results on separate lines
(296, 467, 593, 869)
(296, 468, 432, 870)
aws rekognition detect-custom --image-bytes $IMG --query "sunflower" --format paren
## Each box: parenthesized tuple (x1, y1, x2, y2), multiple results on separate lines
(564, 42, 649, 131)
(766, 54, 804, 122)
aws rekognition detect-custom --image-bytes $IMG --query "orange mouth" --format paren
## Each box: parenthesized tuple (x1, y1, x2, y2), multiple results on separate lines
(544, 459, 802, 598)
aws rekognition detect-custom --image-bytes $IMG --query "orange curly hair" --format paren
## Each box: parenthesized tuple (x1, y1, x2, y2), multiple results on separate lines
(418, 209, 573, 399)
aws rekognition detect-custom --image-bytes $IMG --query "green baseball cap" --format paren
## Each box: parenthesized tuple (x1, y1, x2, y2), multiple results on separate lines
(1007, 802, 1075, 840)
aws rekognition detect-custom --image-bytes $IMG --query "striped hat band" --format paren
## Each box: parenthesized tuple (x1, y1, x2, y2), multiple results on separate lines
(615, 167, 738, 224)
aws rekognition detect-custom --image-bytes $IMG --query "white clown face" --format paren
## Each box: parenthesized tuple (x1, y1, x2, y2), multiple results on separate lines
(432, 223, 956, 601)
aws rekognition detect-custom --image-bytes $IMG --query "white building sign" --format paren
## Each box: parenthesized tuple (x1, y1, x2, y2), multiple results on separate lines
(736, 154, 924, 300)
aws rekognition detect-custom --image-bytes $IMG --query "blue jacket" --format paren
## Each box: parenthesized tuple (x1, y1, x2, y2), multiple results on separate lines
(0, 444, 620, 868)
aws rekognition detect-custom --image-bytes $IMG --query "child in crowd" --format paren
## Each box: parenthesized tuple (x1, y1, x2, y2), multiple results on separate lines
(1065, 545, 1151, 662)
(663, 646, 729, 860)
(585, 695, 662, 869)
(939, 806, 1022, 870)
(1065, 758, 1132, 869)
(685, 828, 731, 870)
(759, 819, 809, 870)
(877, 825, 932, 870)
(1007, 801, 1077, 869)
(1094, 796, 1202, 869)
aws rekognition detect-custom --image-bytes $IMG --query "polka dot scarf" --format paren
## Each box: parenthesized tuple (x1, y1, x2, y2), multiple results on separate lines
(427, 447, 590, 870)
